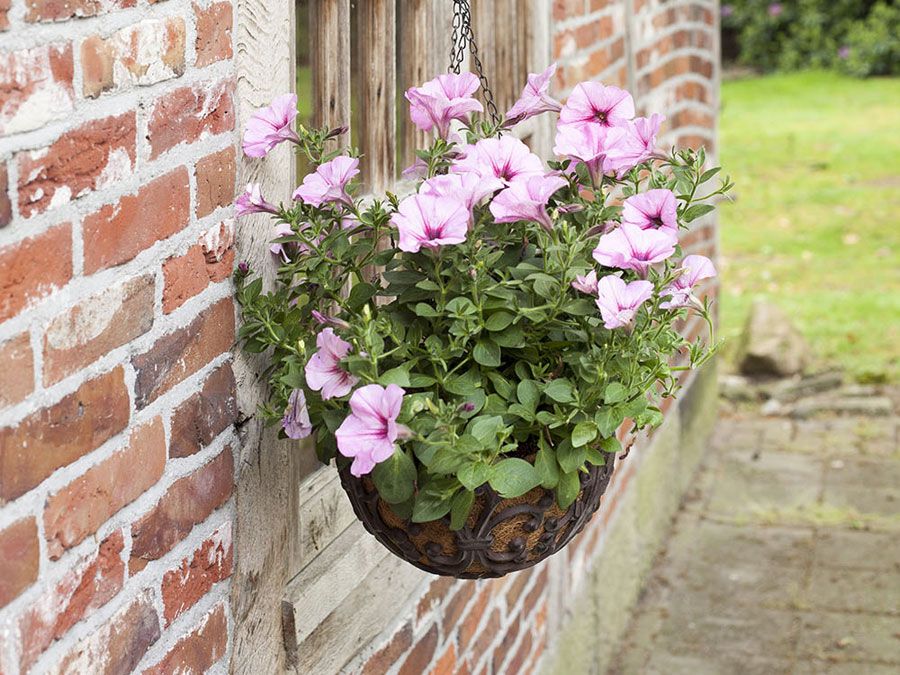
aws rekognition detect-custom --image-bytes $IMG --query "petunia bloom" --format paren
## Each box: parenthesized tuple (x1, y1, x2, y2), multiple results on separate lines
(451, 136, 544, 186)
(392, 193, 471, 253)
(293, 156, 359, 207)
(621, 189, 678, 231)
(489, 174, 567, 231)
(242, 94, 300, 158)
(235, 183, 278, 217)
(335, 384, 405, 477)
(553, 122, 629, 182)
(504, 64, 563, 125)
(270, 222, 295, 263)
(571, 269, 599, 295)
(282, 389, 313, 439)
(558, 82, 635, 129)
(421, 172, 503, 214)
(406, 73, 484, 139)
(660, 255, 717, 309)
(305, 328, 359, 400)
(592, 223, 677, 276)
(603, 113, 665, 174)
(595, 275, 654, 329)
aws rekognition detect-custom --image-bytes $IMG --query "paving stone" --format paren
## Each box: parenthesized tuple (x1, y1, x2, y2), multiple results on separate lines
(804, 566, 900, 614)
(825, 457, 900, 489)
(796, 612, 900, 663)
(794, 661, 900, 675)
(644, 651, 793, 675)
(820, 482, 900, 520)
(813, 530, 900, 570)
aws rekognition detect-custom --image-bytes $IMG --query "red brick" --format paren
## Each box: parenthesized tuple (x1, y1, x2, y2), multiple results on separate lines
(42, 274, 155, 385)
(18, 531, 125, 671)
(431, 644, 456, 675)
(398, 624, 438, 675)
(491, 616, 520, 673)
(0, 43, 74, 135)
(590, 0, 612, 10)
(503, 628, 532, 675)
(0, 0, 9, 29)
(670, 109, 715, 131)
(44, 418, 166, 558)
(142, 603, 227, 675)
(522, 569, 546, 616)
(26, 0, 134, 22)
(56, 591, 160, 675)
(0, 367, 130, 503)
(194, 1, 233, 67)
(160, 522, 232, 625)
(553, 0, 584, 21)
(130, 447, 233, 571)
(442, 581, 475, 628)
(195, 147, 235, 218)
(505, 568, 532, 611)
(16, 112, 136, 218)
(0, 517, 39, 608)
(0, 223, 72, 322)
(416, 576, 454, 623)
(83, 168, 189, 273)
(162, 244, 234, 314)
(0, 333, 34, 408)
(131, 298, 234, 408)
(169, 363, 237, 458)
(81, 18, 185, 98)
(361, 623, 413, 675)
(457, 586, 490, 651)
(147, 79, 234, 159)
(472, 608, 501, 659)
(0, 161, 11, 226)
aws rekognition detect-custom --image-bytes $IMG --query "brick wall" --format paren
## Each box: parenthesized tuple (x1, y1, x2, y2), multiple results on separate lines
(0, 0, 237, 671)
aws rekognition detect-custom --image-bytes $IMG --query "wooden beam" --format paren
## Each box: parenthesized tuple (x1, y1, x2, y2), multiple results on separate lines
(311, 0, 351, 142)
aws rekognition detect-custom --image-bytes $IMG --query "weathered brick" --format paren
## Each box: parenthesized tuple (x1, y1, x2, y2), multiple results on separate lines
(44, 418, 166, 558)
(18, 531, 125, 671)
(0, 43, 74, 135)
(0, 517, 39, 608)
(195, 147, 235, 218)
(169, 363, 236, 458)
(160, 522, 232, 625)
(16, 112, 136, 218)
(504, 568, 532, 611)
(522, 569, 546, 616)
(398, 623, 438, 675)
(430, 644, 455, 675)
(361, 623, 413, 675)
(0, 333, 34, 408)
(553, 0, 584, 21)
(472, 608, 501, 658)
(0, 223, 72, 322)
(194, 1, 233, 67)
(0, 0, 9, 29)
(491, 615, 520, 673)
(416, 576, 454, 623)
(130, 447, 233, 571)
(502, 628, 532, 675)
(0, 367, 129, 503)
(83, 168, 189, 273)
(56, 590, 160, 675)
(457, 586, 490, 651)
(131, 298, 234, 408)
(26, 0, 135, 22)
(147, 79, 234, 159)
(42, 274, 155, 385)
(0, 161, 11, 226)
(162, 244, 234, 314)
(81, 18, 185, 98)
(142, 603, 227, 675)
(442, 581, 475, 628)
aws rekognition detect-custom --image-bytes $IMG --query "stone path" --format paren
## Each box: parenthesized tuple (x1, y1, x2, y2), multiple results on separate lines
(607, 394, 900, 674)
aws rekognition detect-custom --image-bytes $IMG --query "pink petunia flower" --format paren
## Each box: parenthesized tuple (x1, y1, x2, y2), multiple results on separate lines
(235, 183, 278, 217)
(242, 94, 301, 158)
(504, 64, 563, 125)
(489, 174, 567, 231)
(392, 193, 470, 253)
(660, 255, 717, 309)
(335, 383, 405, 477)
(592, 223, 677, 276)
(305, 328, 359, 400)
(270, 222, 295, 263)
(603, 113, 665, 174)
(571, 269, 599, 295)
(621, 189, 678, 231)
(558, 82, 635, 129)
(421, 172, 503, 213)
(452, 136, 545, 186)
(406, 73, 484, 139)
(595, 275, 654, 329)
(282, 389, 313, 439)
(293, 156, 360, 207)
(312, 310, 351, 329)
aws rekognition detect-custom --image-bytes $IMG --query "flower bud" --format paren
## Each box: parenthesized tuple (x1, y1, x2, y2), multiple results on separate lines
(459, 402, 476, 413)
(237, 261, 250, 275)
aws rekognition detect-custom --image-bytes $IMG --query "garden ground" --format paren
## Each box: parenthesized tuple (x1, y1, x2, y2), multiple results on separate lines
(717, 71, 900, 383)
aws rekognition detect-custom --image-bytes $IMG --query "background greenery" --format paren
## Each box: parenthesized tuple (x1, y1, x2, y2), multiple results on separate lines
(718, 70, 900, 382)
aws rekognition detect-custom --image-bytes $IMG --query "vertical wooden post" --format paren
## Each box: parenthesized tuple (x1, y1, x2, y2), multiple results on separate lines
(311, 0, 352, 142)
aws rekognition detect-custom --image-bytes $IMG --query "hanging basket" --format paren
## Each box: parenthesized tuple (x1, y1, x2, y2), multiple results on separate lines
(338, 452, 617, 579)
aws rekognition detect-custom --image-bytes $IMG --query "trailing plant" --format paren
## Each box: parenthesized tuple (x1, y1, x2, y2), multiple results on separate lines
(234, 64, 729, 526)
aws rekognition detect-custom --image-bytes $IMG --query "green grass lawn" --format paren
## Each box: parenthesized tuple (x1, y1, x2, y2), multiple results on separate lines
(718, 70, 900, 382)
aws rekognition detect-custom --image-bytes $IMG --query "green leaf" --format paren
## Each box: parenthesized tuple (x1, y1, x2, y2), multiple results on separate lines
(347, 282, 377, 310)
(571, 421, 598, 448)
(458, 462, 492, 491)
(604, 382, 627, 404)
(469, 415, 505, 445)
(699, 167, 721, 184)
(446, 297, 477, 316)
(599, 436, 622, 454)
(492, 325, 525, 348)
(414, 302, 440, 317)
(371, 449, 417, 504)
(473, 339, 501, 367)
(408, 374, 437, 388)
(557, 439, 587, 473)
(507, 403, 535, 422)
(517, 380, 540, 411)
(429, 446, 469, 474)
(682, 203, 715, 222)
(535, 444, 559, 489)
(449, 490, 475, 530)
(444, 369, 481, 395)
(488, 458, 541, 498)
(544, 379, 575, 403)
(562, 299, 597, 316)
(595, 407, 623, 438)
(378, 365, 411, 387)
(412, 491, 455, 523)
(584, 446, 606, 466)
(556, 470, 581, 509)
(484, 311, 514, 331)
(486, 372, 514, 400)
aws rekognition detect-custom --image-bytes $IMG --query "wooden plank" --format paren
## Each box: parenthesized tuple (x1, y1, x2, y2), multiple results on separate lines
(311, 0, 351, 142)
(397, 0, 431, 169)
(293, 468, 358, 565)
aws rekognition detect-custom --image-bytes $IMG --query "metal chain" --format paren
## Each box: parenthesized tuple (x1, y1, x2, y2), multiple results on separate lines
(448, 0, 501, 126)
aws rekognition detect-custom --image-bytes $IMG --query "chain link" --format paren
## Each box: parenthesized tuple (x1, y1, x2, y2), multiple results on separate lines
(448, 0, 501, 126)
